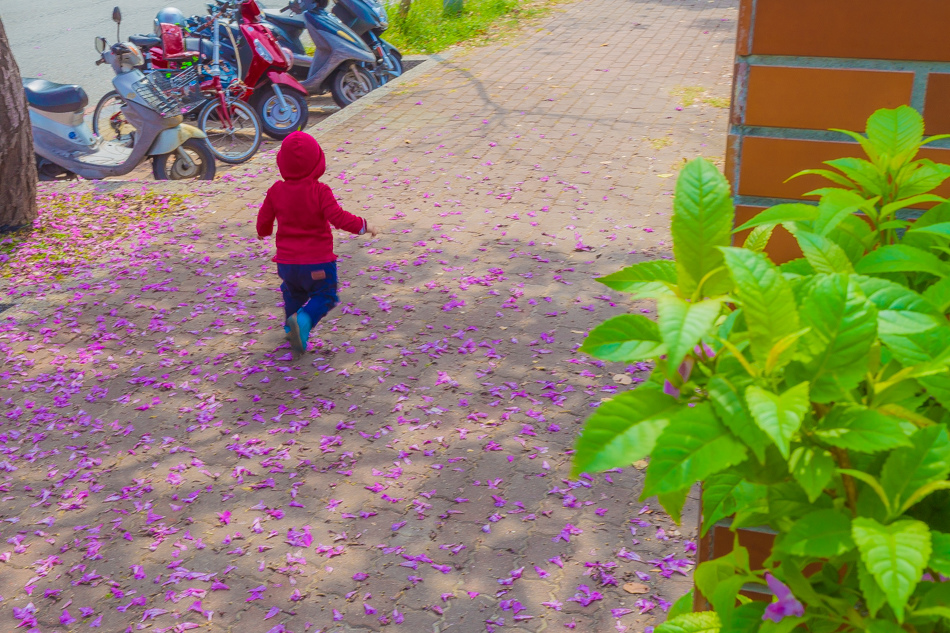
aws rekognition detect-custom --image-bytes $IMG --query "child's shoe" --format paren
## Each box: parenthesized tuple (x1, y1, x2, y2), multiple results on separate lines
(297, 311, 313, 351)
(287, 313, 305, 358)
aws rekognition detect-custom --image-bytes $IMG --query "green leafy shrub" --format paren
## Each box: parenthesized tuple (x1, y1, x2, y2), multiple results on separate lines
(572, 106, 950, 633)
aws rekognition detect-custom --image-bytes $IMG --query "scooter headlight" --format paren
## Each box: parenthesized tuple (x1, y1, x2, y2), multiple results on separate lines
(373, 4, 388, 28)
(124, 43, 146, 67)
(253, 39, 274, 63)
(280, 47, 293, 70)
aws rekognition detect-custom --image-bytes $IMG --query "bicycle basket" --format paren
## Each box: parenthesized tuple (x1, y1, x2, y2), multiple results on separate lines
(136, 65, 204, 116)
(133, 76, 180, 118)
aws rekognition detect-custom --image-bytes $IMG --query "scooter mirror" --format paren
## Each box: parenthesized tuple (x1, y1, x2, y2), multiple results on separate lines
(112, 7, 122, 23)
(95, 36, 108, 53)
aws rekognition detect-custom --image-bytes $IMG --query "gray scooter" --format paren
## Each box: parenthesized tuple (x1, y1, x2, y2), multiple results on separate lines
(280, 0, 379, 107)
(29, 7, 215, 181)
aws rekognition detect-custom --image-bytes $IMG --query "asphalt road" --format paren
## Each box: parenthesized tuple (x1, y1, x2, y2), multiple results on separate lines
(2, 0, 212, 104)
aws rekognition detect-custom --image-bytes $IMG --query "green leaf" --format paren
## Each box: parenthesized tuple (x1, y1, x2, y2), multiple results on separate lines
(832, 127, 886, 164)
(896, 160, 950, 198)
(701, 472, 742, 536)
(795, 274, 877, 402)
(901, 480, 950, 514)
(909, 220, 950, 237)
(858, 560, 887, 618)
(882, 194, 946, 218)
(865, 105, 924, 164)
(811, 188, 873, 236)
(828, 213, 874, 263)
(733, 203, 818, 233)
(731, 480, 771, 529)
(814, 406, 912, 453)
(852, 517, 932, 621)
(923, 277, 950, 311)
(877, 309, 944, 336)
(708, 376, 770, 462)
(656, 295, 721, 375)
(571, 390, 680, 475)
(654, 612, 721, 633)
(597, 261, 678, 294)
(788, 446, 836, 502)
(919, 581, 950, 613)
(841, 468, 893, 515)
(580, 314, 666, 362)
(912, 606, 950, 622)
(792, 229, 855, 274)
(745, 382, 809, 459)
(721, 247, 800, 364)
(931, 531, 950, 577)
(672, 158, 733, 297)
(668, 591, 695, 620)
(642, 402, 748, 497)
(881, 322, 950, 366)
(725, 602, 767, 633)
(768, 482, 833, 530)
(761, 619, 806, 633)
(779, 257, 815, 276)
(658, 486, 691, 524)
(856, 244, 950, 278)
(821, 158, 883, 197)
(789, 167, 857, 190)
(880, 425, 950, 512)
(901, 199, 950, 251)
(694, 545, 751, 606)
(867, 621, 907, 633)
(778, 509, 855, 558)
(742, 224, 774, 253)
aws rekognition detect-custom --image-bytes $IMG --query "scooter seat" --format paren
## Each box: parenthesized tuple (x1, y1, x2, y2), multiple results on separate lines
(263, 9, 306, 29)
(22, 78, 88, 114)
(129, 33, 162, 50)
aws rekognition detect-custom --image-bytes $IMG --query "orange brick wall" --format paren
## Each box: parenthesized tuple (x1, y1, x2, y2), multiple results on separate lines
(729, 0, 950, 262)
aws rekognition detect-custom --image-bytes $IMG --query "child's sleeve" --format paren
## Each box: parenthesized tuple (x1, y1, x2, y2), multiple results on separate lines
(257, 188, 277, 237)
(321, 184, 367, 235)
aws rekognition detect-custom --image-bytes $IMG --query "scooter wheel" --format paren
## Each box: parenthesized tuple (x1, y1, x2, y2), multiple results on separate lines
(330, 64, 378, 108)
(254, 87, 309, 141)
(152, 139, 217, 181)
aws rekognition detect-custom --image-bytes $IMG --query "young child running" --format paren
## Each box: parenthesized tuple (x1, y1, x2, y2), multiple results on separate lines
(257, 131, 379, 358)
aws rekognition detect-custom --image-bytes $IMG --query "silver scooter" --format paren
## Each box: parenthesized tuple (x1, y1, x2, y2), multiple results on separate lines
(28, 7, 215, 181)
(280, 0, 379, 107)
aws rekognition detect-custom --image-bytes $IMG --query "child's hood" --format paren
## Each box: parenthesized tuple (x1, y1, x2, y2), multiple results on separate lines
(276, 131, 326, 181)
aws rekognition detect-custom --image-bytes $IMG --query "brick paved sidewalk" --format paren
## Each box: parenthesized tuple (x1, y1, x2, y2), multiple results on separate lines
(0, 1, 736, 631)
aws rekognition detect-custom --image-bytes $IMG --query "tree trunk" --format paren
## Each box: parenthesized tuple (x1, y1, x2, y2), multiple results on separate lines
(0, 14, 38, 232)
(399, 0, 412, 16)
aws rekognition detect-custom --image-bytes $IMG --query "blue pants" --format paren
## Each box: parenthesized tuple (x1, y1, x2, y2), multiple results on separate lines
(278, 262, 339, 332)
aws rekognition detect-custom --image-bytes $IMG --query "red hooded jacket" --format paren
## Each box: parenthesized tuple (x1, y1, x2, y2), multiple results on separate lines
(257, 132, 367, 264)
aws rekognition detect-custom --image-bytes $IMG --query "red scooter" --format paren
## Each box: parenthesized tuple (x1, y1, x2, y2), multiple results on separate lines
(148, 0, 309, 140)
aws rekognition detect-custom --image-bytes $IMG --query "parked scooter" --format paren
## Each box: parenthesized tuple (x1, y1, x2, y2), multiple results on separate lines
(186, 0, 310, 139)
(265, 0, 402, 88)
(262, 0, 379, 107)
(100, 19, 264, 164)
(29, 7, 215, 181)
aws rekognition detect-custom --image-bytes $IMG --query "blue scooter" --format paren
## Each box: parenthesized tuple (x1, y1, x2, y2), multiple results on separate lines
(264, 0, 398, 105)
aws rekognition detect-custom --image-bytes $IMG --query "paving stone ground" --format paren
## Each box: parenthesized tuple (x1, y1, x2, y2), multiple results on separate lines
(0, 1, 737, 631)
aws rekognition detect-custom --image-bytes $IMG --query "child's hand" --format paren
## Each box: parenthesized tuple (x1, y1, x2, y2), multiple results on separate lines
(257, 235, 265, 241)
(366, 224, 381, 237)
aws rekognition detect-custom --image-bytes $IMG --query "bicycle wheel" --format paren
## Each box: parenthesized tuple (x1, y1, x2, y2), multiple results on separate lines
(92, 90, 135, 144)
(197, 99, 263, 164)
